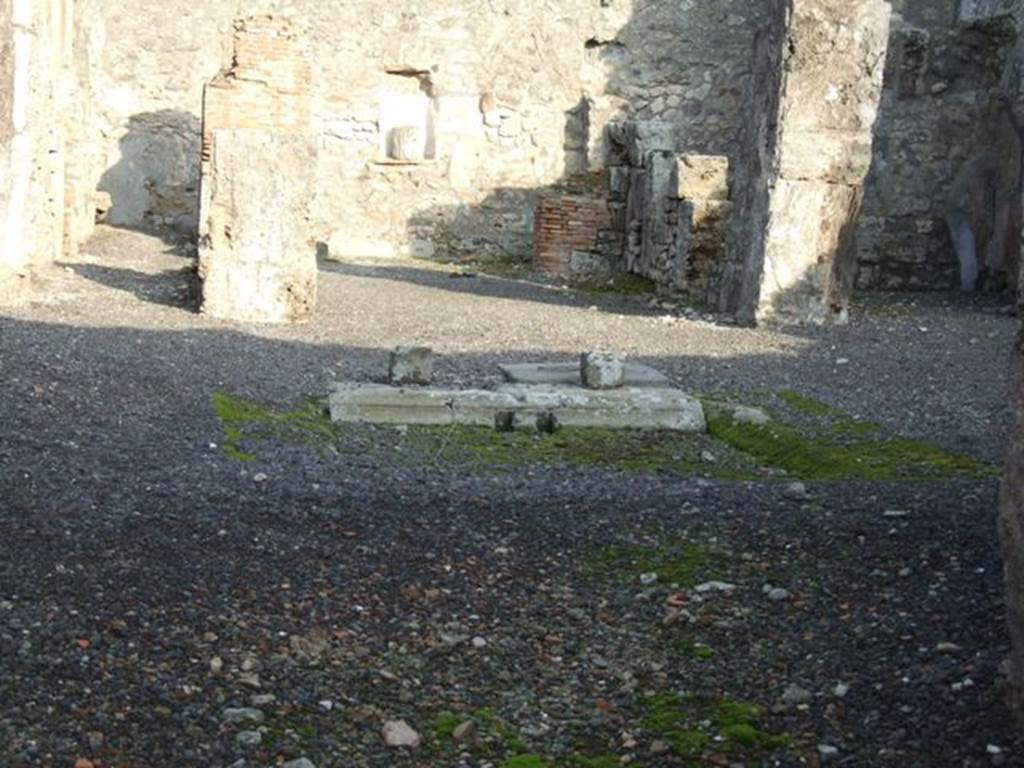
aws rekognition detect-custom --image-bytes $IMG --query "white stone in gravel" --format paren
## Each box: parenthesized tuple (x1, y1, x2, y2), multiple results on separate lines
(318, 699, 334, 711)
(935, 642, 962, 654)
(222, 707, 264, 725)
(767, 587, 791, 602)
(282, 759, 317, 768)
(818, 744, 839, 761)
(236, 730, 262, 749)
(250, 694, 276, 706)
(639, 572, 658, 586)
(781, 684, 813, 707)
(695, 581, 736, 594)
(833, 682, 850, 698)
(783, 482, 810, 501)
(382, 720, 421, 748)
(732, 405, 771, 425)
(472, 636, 487, 648)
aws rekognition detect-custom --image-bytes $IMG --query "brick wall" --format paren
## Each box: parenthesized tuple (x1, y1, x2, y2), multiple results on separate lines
(200, 16, 312, 173)
(533, 184, 617, 278)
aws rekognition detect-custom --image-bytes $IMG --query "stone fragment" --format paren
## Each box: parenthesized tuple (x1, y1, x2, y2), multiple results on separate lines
(389, 346, 434, 386)
(580, 352, 625, 389)
(781, 684, 813, 707)
(499, 361, 670, 388)
(382, 720, 421, 748)
(732, 405, 771, 425)
(282, 759, 317, 768)
(452, 720, 477, 742)
(222, 707, 264, 725)
(236, 730, 262, 749)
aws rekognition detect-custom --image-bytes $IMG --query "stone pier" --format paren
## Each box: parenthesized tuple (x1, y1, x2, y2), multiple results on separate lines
(197, 15, 318, 323)
(716, 0, 891, 325)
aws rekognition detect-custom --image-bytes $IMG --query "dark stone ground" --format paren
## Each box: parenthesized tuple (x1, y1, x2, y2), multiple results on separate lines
(0, 226, 1020, 767)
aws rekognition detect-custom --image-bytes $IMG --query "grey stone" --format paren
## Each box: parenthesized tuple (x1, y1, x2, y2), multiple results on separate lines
(382, 720, 421, 748)
(781, 684, 813, 707)
(388, 346, 434, 386)
(499, 361, 671, 388)
(580, 352, 626, 389)
(732, 405, 771, 425)
(282, 760, 317, 768)
(222, 708, 264, 725)
(236, 730, 262, 749)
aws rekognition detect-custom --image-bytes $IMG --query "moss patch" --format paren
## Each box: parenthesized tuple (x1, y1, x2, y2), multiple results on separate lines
(211, 391, 340, 461)
(640, 692, 790, 760)
(582, 538, 721, 587)
(703, 394, 996, 482)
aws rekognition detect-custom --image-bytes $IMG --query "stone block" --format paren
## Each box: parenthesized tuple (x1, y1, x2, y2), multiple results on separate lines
(580, 352, 626, 389)
(499, 361, 671, 388)
(389, 346, 434, 386)
(198, 129, 318, 323)
(329, 383, 706, 432)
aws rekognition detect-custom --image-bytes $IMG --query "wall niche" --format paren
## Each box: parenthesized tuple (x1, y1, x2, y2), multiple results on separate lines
(378, 69, 436, 163)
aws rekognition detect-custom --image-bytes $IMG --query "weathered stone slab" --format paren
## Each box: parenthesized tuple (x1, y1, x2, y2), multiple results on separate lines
(498, 362, 671, 388)
(496, 385, 706, 432)
(198, 129, 318, 323)
(329, 383, 705, 432)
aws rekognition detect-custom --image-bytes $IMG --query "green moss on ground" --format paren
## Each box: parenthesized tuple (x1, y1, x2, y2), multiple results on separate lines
(211, 391, 339, 461)
(210, 388, 995, 483)
(405, 423, 758, 478)
(640, 692, 790, 761)
(581, 539, 721, 587)
(704, 396, 995, 482)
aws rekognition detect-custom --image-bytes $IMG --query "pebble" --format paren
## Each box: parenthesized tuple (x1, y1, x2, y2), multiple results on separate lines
(453, 720, 477, 742)
(781, 684, 813, 707)
(209, 656, 224, 674)
(222, 708, 264, 725)
(382, 720, 421, 748)
(650, 740, 671, 755)
(818, 744, 840, 761)
(639, 572, 658, 586)
(251, 694, 276, 706)
(833, 682, 850, 698)
(236, 730, 262, 749)
(695, 581, 736, 595)
(472, 636, 487, 649)
(282, 760, 317, 768)
(936, 642, 963, 654)
(783, 482, 810, 501)
(765, 586, 791, 602)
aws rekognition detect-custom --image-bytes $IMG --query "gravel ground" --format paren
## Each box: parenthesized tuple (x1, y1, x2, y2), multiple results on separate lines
(0, 225, 1020, 767)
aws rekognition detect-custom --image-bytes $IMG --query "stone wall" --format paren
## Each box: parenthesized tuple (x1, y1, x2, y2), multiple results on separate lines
(0, 0, 96, 302)
(857, 0, 1024, 291)
(78, 0, 766, 262)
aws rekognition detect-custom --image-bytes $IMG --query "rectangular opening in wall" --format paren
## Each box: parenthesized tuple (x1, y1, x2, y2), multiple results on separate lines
(378, 69, 436, 163)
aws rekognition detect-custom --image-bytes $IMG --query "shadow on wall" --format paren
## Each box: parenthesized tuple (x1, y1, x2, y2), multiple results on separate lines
(97, 110, 202, 236)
